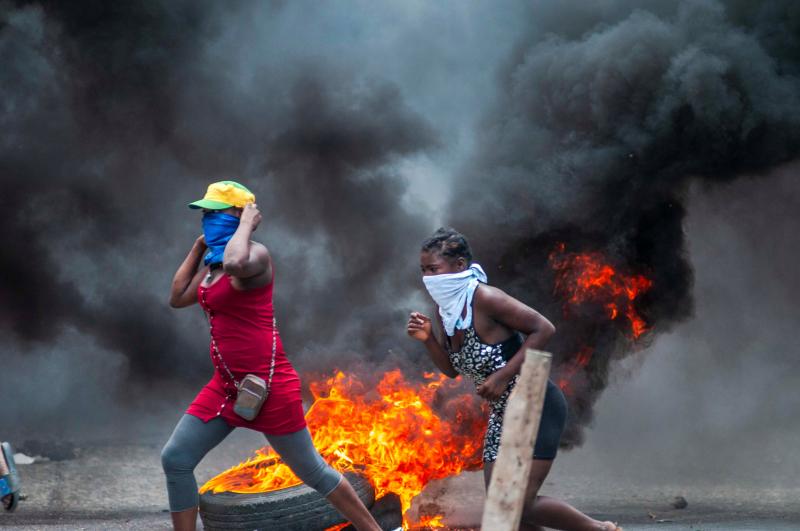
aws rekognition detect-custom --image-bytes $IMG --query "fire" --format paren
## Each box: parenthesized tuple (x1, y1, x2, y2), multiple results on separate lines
(200, 370, 485, 528)
(549, 243, 653, 394)
(417, 514, 446, 528)
(555, 346, 594, 395)
(549, 243, 652, 339)
(199, 245, 653, 528)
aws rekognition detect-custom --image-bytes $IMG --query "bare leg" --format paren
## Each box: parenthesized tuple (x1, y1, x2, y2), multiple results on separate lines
(525, 496, 620, 530)
(169, 507, 199, 531)
(325, 477, 381, 531)
(483, 460, 620, 531)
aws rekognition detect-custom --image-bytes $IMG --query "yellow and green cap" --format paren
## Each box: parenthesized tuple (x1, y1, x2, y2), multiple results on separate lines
(188, 180, 256, 210)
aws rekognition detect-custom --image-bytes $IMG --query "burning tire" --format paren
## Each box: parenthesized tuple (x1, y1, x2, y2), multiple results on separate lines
(199, 472, 375, 531)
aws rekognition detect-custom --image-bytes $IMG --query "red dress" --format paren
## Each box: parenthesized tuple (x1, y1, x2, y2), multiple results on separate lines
(186, 273, 307, 435)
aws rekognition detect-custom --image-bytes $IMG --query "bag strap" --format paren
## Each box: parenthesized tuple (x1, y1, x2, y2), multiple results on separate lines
(264, 317, 277, 398)
(200, 286, 277, 397)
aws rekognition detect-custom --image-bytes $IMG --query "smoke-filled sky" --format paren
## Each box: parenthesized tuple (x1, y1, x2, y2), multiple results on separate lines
(1, 0, 798, 467)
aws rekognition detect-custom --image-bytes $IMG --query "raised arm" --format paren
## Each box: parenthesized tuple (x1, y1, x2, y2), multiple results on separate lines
(223, 203, 272, 283)
(169, 236, 207, 308)
(407, 311, 458, 378)
(474, 285, 556, 400)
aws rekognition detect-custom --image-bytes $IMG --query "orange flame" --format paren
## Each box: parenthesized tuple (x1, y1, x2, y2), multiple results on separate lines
(416, 514, 446, 528)
(199, 247, 651, 528)
(549, 243, 652, 339)
(200, 370, 485, 528)
(549, 243, 652, 394)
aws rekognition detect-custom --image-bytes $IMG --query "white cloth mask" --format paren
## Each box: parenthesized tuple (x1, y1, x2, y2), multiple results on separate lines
(422, 263, 487, 336)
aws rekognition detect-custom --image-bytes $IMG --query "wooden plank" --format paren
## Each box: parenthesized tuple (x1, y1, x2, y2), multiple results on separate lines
(481, 349, 552, 531)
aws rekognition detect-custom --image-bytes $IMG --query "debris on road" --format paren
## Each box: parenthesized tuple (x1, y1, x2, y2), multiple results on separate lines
(13, 453, 37, 465)
(672, 496, 688, 509)
(19, 440, 77, 461)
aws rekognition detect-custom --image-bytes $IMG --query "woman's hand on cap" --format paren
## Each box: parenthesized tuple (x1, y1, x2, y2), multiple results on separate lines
(241, 203, 262, 231)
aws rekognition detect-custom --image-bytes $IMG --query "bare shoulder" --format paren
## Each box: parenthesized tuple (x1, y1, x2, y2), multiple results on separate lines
(251, 240, 270, 253)
(254, 241, 273, 277)
(473, 283, 513, 309)
(251, 241, 271, 261)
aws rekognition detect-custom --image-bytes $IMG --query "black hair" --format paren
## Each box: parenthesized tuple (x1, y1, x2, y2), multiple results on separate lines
(421, 227, 473, 264)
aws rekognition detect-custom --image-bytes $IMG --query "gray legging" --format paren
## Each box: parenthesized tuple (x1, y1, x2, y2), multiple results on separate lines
(161, 414, 342, 512)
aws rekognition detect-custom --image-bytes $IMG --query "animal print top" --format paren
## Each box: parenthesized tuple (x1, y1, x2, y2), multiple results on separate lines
(447, 325, 523, 462)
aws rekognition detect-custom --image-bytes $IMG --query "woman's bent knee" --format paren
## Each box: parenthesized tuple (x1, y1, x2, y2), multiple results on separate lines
(161, 442, 198, 475)
(161, 443, 201, 512)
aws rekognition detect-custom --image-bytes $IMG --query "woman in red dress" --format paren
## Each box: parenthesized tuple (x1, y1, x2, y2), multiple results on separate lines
(162, 181, 379, 531)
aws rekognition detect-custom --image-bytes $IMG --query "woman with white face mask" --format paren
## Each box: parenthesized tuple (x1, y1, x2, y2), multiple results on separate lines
(407, 227, 621, 531)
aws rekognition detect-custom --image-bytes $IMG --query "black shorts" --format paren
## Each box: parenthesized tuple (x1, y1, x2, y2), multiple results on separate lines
(533, 380, 568, 459)
(483, 379, 568, 462)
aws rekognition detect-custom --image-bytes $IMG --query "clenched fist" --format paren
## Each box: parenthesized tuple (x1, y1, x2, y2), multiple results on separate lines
(407, 311, 432, 342)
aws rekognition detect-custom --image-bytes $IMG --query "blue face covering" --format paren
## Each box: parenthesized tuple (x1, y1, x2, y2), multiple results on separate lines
(202, 212, 240, 265)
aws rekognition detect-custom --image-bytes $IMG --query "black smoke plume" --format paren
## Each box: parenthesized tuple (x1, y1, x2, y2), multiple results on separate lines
(450, 0, 800, 445)
(1, 0, 798, 450)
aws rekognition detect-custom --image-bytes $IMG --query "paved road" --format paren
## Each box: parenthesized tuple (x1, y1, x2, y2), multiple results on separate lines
(1, 431, 798, 530)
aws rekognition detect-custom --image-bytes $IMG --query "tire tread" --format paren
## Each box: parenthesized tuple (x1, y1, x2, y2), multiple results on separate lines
(199, 472, 374, 531)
